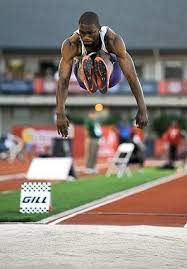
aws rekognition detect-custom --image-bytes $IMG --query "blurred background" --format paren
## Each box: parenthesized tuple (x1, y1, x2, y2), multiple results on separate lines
(0, 0, 187, 174)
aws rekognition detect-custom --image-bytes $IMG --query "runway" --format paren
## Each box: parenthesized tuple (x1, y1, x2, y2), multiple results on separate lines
(54, 173, 187, 227)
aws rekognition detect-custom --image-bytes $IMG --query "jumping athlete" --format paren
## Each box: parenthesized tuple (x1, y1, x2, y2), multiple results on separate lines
(56, 11, 148, 137)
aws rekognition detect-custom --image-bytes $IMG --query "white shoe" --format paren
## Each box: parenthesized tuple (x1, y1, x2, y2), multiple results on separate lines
(66, 176, 76, 182)
(85, 168, 97, 174)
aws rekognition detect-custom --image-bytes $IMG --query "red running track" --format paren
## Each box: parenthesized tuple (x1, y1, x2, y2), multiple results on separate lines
(59, 174, 187, 227)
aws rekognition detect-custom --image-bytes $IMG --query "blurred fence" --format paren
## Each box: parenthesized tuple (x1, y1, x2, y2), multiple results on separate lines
(1, 77, 187, 95)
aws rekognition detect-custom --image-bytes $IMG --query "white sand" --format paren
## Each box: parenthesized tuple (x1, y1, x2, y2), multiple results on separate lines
(0, 224, 187, 269)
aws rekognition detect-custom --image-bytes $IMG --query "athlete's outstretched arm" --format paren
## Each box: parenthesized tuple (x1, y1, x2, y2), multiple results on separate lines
(113, 36, 148, 129)
(56, 41, 73, 137)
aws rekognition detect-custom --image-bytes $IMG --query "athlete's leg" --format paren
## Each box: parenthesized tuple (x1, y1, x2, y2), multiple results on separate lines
(74, 60, 86, 89)
(93, 50, 114, 93)
(74, 52, 122, 94)
(96, 50, 114, 74)
(74, 55, 97, 93)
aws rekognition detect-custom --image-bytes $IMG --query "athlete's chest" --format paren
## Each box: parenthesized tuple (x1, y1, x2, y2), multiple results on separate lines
(77, 36, 112, 55)
(78, 38, 102, 55)
(84, 44, 101, 54)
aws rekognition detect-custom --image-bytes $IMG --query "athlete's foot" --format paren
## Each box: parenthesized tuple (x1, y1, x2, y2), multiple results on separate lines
(93, 58, 109, 94)
(82, 56, 97, 93)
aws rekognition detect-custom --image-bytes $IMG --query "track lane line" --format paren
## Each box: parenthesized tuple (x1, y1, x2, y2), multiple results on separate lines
(0, 173, 26, 182)
(42, 171, 187, 225)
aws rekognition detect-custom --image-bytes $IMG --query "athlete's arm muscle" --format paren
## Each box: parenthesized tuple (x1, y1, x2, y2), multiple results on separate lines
(110, 34, 148, 129)
(56, 40, 74, 137)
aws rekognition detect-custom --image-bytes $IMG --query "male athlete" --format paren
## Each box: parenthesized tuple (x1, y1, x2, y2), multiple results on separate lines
(56, 11, 148, 137)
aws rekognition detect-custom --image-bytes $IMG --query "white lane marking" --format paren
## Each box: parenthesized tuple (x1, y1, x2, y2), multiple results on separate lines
(46, 172, 187, 225)
(0, 173, 25, 182)
(1, 190, 14, 194)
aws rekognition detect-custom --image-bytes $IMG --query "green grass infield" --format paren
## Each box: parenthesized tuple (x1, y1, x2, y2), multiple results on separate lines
(0, 167, 175, 222)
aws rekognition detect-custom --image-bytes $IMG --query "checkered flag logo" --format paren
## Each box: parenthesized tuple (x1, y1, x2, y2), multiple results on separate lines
(20, 182, 51, 213)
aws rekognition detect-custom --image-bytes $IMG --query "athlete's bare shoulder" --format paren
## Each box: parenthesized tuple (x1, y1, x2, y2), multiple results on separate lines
(61, 33, 81, 60)
(105, 27, 126, 56)
(106, 27, 118, 40)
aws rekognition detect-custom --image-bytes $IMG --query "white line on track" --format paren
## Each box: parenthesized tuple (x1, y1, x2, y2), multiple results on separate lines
(1, 190, 14, 194)
(42, 171, 187, 225)
(0, 173, 25, 182)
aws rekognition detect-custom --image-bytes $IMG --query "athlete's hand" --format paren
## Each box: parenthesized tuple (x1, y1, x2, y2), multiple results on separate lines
(56, 114, 69, 138)
(135, 109, 148, 129)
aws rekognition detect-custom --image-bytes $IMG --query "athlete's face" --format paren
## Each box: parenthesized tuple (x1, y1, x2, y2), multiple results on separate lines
(79, 24, 100, 45)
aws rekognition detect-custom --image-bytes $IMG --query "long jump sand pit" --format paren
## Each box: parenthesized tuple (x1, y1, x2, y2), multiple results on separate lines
(0, 224, 187, 268)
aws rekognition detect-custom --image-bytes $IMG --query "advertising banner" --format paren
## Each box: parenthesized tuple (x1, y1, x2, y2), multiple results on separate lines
(154, 138, 168, 157)
(13, 125, 119, 159)
(33, 78, 57, 94)
(140, 80, 158, 95)
(0, 79, 33, 94)
(98, 127, 119, 158)
(159, 80, 183, 95)
(182, 81, 187, 95)
(110, 79, 158, 95)
(12, 125, 58, 154)
(43, 79, 56, 93)
(20, 182, 51, 213)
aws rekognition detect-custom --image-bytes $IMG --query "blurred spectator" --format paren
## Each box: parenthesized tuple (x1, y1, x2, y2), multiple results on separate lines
(52, 112, 77, 180)
(0, 135, 9, 158)
(45, 68, 53, 79)
(54, 70, 59, 81)
(116, 118, 132, 143)
(42, 68, 56, 93)
(84, 109, 102, 174)
(3, 70, 13, 80)
(143, 130, 156, 157)
(24, 71, 34, 80)
(0, 133, 24, 161)
(129, 127, 146, 168)
(66, 115, 77, 180)
(162, 121, 185, 169)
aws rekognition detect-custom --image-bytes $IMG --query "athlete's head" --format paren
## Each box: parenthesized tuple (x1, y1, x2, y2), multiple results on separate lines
(78, 12, 101, 45)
